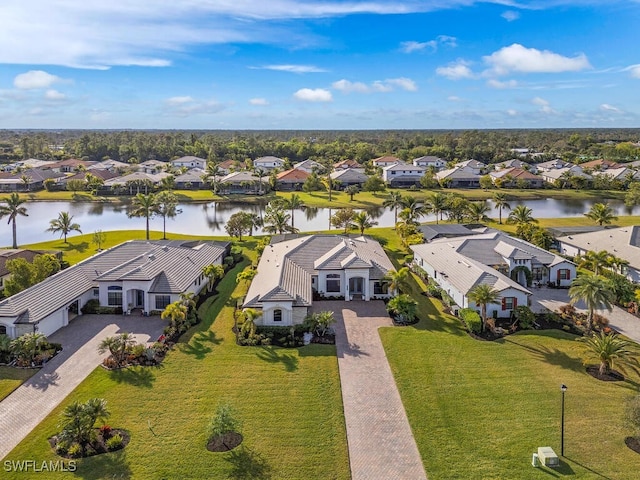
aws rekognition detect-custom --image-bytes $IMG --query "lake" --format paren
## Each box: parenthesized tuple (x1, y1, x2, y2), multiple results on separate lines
(1, 197, 638, 247)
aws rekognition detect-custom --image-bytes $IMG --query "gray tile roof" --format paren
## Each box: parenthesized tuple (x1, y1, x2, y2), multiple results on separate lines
(418, 224, 477, 242)
(244, 235, 394, 308)
(0, 240, 227, 325)
(557, 226, 640, 269)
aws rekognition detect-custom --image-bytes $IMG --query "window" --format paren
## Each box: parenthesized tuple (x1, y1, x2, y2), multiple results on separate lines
(558, 269, 571, 280)
(107, 286, 122, 307)
(326, 274, 341, 293)
(374, 282, 389, 295)
(155, 295, 171, 309)
(93, 288, 99, 296)
(273, 309, 282, 322)
(0, 325, 6, 335)
(502, 297, 516, 310)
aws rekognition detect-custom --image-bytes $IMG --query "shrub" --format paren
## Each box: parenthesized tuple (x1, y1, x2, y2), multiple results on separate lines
(81, 299, 100, 314)
(513, 305, 535, 330)
(55, 439, 70, 455)
(99, 425, 112, 438)
(592, 313, 610, 328)
(223, 256, 235, 268)
(106, 434, 123, 451)
(460, 308, 482, 334)
(627, 394, 640, 439)
(208, 403, 242, 443)
(403, 254, 414, 265)
(67, 443, 82, 458)
(130, 343, 146, 358)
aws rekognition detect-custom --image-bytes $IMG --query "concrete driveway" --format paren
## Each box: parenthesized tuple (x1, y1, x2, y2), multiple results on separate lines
(0, 314, 166, 460)
(529, 286, 640, 344)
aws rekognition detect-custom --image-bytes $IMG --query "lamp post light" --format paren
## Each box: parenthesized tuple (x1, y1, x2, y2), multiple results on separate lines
(560, 384, 567, 456)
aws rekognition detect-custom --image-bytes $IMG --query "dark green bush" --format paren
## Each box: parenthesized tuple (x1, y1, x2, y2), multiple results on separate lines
(459, 308, 482, 334)
(81, 299, 100, 314)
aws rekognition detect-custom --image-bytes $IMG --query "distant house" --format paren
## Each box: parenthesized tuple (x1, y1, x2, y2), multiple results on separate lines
(170, 156, 207, 170)
(591, 167, 638, 183)
(536, 159, 570, 172)
(418, 224, 481, 243)
(494, 159, 535, 173)
(87, 159, 130, 173)
(1, 158, 56, 172)
(0, 168, 66, 192)
(382, 163, 426, 188)
(243, 235, 395, 326)
(276, 168, 309, 191)
(580, 159, 623, 171)
(540, 166, 591, 185)
(254, 156, 285, 170)
(557, 226, 640, 282)
(489, 168, 544, 188)
(103, 171, 170, 194)
(411, 231, 576, 317)
(0, 249, 62, 294)
(372, 156, 401, 168)
(333, 159, 361, 170)
(435, 166, 481, 188)
(175, 168, 208, 189)
(216, 159, 240, 175)
(293, 159, 322, 174)
(454, 159, 486, 175)
(219, 171, 269, 194)
(412, 156, 447, 170)
(0, 240, 229, 338)
(138, 160, 168, 174)
(330, 169, 368, 189)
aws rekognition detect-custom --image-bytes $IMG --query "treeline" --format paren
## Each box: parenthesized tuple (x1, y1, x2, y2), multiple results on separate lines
(2, 128, 640, 165)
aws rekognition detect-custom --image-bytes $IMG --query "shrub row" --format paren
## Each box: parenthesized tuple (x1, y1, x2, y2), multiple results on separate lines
(459, 308, 482, 334)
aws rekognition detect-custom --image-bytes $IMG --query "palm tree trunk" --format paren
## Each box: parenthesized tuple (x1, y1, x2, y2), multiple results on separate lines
(12, 218, 17, 249)
(163, 215, 167, 240)
(499, 207, 502, 224)
(146, 215, 150, 240)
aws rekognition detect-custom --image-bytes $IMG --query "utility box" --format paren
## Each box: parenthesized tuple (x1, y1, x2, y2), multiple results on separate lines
(531, 453, 539, 467)
(537, 447, 559, 467)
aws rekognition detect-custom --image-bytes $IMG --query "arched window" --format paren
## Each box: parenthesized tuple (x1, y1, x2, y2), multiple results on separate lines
(273, 309, 282, 322)
(0, 325, 6, 335)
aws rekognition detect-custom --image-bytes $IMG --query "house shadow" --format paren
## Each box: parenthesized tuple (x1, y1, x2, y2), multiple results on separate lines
(225, 446, 272, 480)
(500, 337, 583, 371)
(179, 330, 222, 359)
(108, 365, 159, 388)
(71, 449, 133, 480)
(298, 343, 336, 357)
(255, 347, 299, 372)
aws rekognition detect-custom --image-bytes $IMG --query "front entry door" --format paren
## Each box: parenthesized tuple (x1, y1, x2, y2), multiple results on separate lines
(136, 290, 144, 308)
(349, 277, 363, 295)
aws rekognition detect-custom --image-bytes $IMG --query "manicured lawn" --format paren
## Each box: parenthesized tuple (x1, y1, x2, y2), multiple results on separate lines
(379, 283, 640, 479)
(0, 367, 36, 401)
(4, 248, 349, 479)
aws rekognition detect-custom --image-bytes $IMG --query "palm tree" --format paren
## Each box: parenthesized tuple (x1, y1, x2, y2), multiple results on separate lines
(322, 174, 335, 202)
(569, 273, 615, 333)
(129, 193, 158, 240)
(98, 332, 136, 367)
(506, 205, 537, 226)
(20, 174, 32, 192)
(160, 175, 176, 191)
(0, 192, 28, 249)
(202, 264, 225, 292)
(344, 184, 360, 201)
(46, 211, 82, 243)
(10, 332, 47, 365)
(383, 191, 404, 226)
(263, 202, 295, 234)
(161, 302, 188, 331)
(576, 250, 611, 276)
(351, 211, 378, 235)
(400, 196, 428, 225)
(155, 191, 181, 240)
(427, 192, 448, 225)
(236, 269, 257, 286)
(59, 398, 110, 456)
(579, 331, 640, 376)
(467, 284, 501, 332)
(466, 201, 491, 223)
(383, 267, 411, 294)
(241, 308, 260, 338)
(492, 192, 511, 224)
(281, 194, 304, 230)
(254, 168, 266, 195)
(585, 202, 618, 226)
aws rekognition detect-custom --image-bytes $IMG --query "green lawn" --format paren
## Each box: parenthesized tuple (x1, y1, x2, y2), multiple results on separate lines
(0, 366, 36, 401)
(4, 249, 350, 480)
(379, 280, 640, 479)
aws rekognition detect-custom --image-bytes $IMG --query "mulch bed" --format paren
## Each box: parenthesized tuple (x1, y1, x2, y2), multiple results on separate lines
(311, 334, 336, 344)
(585, 366, 624, 382)
(625, 437, 640, 454)
(49, 428, 130, 458)
(468, 317, 583, 341)
(207, 432, 243, 452)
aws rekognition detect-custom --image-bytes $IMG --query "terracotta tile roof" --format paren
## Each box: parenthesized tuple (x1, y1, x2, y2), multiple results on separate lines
(277, 169, 309, 181)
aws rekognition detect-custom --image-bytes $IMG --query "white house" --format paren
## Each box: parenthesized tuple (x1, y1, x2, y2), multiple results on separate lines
(536, 159, 570, 172)
(293, 159, 322, 174)
(540, 166, 591, 185)
(382, 163, 426, 188)
(372, 156, 401, 168)
(0, 240, 228, 339)
(254, 156, 285, 170)
(454, 159, 486, 175)
(435, 166, 481, 188)
(138, 160, 168, 174)
(412, 156, 447, 170)
(170, 156, 207, 170)
(411, 231, 576, 318)
(557, 226, 640, 282)
(243, 235, 395, 326)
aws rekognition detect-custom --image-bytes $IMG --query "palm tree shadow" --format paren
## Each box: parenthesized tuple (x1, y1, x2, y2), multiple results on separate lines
(256, 347, 299, 372)
(225, 446, 272, 480)
(109, 366, 159, 388)
(179, 330, 222, 359)
(501, 337, 583, 371)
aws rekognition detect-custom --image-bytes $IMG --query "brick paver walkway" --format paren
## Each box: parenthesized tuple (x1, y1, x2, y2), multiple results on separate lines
(0, 314, 165, 460)
(312, 301, 428, 480)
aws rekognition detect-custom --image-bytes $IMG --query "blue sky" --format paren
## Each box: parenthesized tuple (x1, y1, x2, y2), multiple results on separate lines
(0, 0, 639, 129)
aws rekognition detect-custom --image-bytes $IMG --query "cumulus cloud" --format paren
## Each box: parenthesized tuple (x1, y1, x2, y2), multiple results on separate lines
(400, 35, 457, 53)
(436, 60, 474, 80)
(501, 10, 520, 21)
(532, 96, 554, 113)
(333, 77, 417, 93)
(487, 79, 518, 89)
(164, 96, 224, 116)
(293, 88, 333, 102)
(507, 109, 518, 116)
(166, 96, 195, 106)
(44, 89, 66, 101)
(249, 98, 269, 105)
(624, 64, 640, 79)
(484, 44, 591, 75)
(253, 64, 327, 73)
(14, 70, 63, 89)
(600, 103, 622, 113)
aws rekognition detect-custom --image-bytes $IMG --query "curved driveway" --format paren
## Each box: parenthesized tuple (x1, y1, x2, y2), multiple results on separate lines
(0, 314, 165, 460)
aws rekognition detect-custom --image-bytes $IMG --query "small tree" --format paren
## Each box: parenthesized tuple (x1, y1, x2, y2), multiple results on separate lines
(330, 208, 356, 233)
(236, 269, 257, 286)
(58, 398, 110, 456)
(303, 311, 336, 337)
(579, 331, 640, 377)
(344, 185, 360, 201)
(386, 295, 418, 324)
(225, 212, 254, 240)
(383, 267, 411, 294)
(93, 229, 107, 251)
(467, 284, 501, 332)
(207, 403, 242, 450)
(203, 263, 225, 292)
(10, 332, 47, 365)
(98, 332, 136, 368)
(47, 211, 82, 243)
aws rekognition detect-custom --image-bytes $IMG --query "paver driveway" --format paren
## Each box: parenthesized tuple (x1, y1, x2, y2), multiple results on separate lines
(0, 314, 165, 460)
(311, 301, 428, 480)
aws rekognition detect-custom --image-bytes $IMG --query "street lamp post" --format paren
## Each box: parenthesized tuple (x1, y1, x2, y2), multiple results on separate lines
(560, 384, 567, 456)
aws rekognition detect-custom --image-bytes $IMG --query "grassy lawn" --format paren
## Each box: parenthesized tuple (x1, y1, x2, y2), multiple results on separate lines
(0, 367, 36, 401)
(379, 275, 640, 479)
(4, 245, 349, 480)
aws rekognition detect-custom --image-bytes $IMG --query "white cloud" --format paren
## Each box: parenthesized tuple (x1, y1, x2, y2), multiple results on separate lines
(164, 96, 225, 116)
(166, 96, 194, 106)
(624, 64, 640, 79)
(333, 77, 417, 93)
(501, 10, 520, 21)
(436, 60, 474, 80)
(254, 64, 327, 73)
(249, 98, 269, 105)
(447, 96, 463, 102)
(14, 70, 62, 89)
(294, 88, 333, 102)
(532, 96, 554, 113)
(484, 44, 591, 75)
(507, 109, 518, 116)
(487, 79, 518, 89)
(600, 103, 622, 113)
(400, 35, 456, 53)
(44, 89, 66, 100)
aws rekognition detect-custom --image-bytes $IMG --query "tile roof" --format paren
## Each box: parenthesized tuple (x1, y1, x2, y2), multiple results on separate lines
(557, 226, 640, 270)
(277, 168, 309, 181)
(372, 156, 401, 164)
